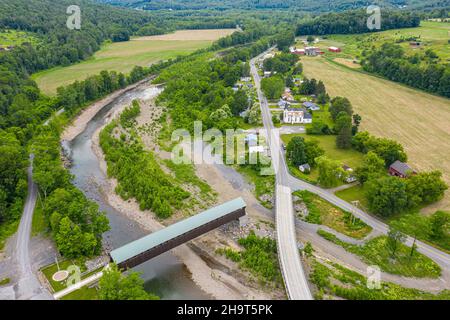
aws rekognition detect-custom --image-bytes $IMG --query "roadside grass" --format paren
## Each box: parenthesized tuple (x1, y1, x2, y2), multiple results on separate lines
(335, 185, 369, 210)
(294, 190, 372, 239)
(0, 220, 19, 251)
(0, 277, 10, 286)
(31, 202, 47, 236)
(236, 164, 275, 209)
(317, 230, 441, 278)
(302, 56, 450, 212)
(310, 259, 450, 300)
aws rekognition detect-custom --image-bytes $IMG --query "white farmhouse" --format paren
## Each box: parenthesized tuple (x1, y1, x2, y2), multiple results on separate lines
(283, 108, 312, 124)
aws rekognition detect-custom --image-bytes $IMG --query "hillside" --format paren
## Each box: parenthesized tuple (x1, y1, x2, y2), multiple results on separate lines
(97, 0, 450, 12)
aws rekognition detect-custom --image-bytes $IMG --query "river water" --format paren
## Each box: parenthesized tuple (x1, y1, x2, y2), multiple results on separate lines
(67, 82, 210, 300)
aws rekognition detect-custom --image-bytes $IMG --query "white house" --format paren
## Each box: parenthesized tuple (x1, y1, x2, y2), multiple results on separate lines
(283, 108, 312, 124)
(249, 145, 265, 154)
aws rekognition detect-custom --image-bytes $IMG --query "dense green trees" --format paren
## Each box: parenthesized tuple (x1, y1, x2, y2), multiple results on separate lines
(354, 152, 386, 184)
(99, 264, 159, 300)
(366, 176, 409, 217)
(316, 156, 346, 188)
(287, 137, 325, 167)
(100, 109, 190, 219)
(263, 53, 299, 74)
(335, 112, 353, 149)
(287, 137, 307, 167)
(30, 127, 110, 258)
(406, 171, 448, 207)
(329, 97, 353, 121)
(352, 131, 407, 167)
(261, 76, 285, 100)
(0, 131, 27, 224)
(296, 10, 420, 36)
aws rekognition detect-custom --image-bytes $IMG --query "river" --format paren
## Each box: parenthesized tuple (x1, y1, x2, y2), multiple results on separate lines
(66, 82, 211, 300)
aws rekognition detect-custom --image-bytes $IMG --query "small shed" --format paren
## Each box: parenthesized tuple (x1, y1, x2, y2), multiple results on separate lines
(299, 164, 311, 173)
(389, 160, 416, 178)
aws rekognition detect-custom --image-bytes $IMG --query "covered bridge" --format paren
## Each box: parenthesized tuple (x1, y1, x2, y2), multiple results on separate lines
(109, 198, 247, 270)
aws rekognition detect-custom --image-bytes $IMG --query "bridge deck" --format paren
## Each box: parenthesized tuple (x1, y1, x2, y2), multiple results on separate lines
(110, 198, 246, 269)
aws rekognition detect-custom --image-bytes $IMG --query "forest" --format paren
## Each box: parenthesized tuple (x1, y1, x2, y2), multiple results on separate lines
(99, 0, 450, 13)
(296, 9, 421, 35)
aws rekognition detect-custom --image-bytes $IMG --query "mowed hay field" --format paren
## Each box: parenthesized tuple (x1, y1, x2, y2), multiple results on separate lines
(302, 57, 450, 212)
(33, 29, 235, 95)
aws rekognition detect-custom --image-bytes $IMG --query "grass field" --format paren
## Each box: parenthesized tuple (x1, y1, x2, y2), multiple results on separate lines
(281, 135, 364, 169)
(0, 29, 40, 47)
(33, 29, 235, 95)
(302, 56, 450, 212)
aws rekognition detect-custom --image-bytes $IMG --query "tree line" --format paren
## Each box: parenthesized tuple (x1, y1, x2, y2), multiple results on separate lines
(362, 42, 450, 98)
(296, 9, 421, 36)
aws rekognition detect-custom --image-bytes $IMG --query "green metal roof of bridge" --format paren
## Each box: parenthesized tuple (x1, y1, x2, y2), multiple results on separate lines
(109, 197, 246, 265)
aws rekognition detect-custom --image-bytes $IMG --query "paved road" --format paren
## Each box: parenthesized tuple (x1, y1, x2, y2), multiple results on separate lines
(251, 51, 313, 300)
(252, 49, 450, 273)
(13, 155, 52, 300)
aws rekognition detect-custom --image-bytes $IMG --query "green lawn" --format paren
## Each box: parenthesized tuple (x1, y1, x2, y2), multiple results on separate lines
(318, 230, 441, 278)
(281, 134, 364, 185)
(294, 190, 372, 239)
(335, 185, 369, 210)
(41, 260, 88, 292)
(32, 38, 212, 95)
(60, 286, 99, 300)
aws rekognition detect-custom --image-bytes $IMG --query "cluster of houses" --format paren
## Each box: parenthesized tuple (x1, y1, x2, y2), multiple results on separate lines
(289, 46, 341, 56)
(277, 88, 320, 125)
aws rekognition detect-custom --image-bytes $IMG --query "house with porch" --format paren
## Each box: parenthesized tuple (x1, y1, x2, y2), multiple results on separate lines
(283, 108, 312, 124)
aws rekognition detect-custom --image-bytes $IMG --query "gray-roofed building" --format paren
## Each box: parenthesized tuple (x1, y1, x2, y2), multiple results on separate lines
(303, 101, 320, 111)
(109, 198, 247, 269)
(389, 160, 416, 178)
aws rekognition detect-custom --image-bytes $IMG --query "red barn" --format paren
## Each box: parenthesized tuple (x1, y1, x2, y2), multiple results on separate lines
(389, 161, 416, 178)
(328, 46, 341, 53)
